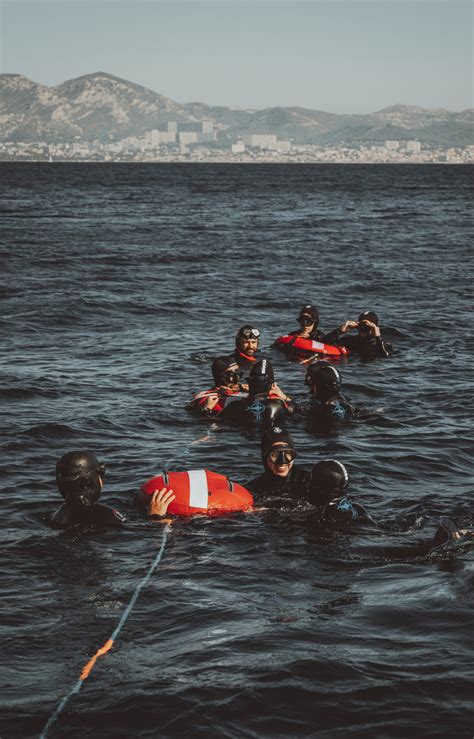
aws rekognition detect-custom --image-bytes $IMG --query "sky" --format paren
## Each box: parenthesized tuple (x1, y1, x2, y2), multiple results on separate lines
(0, 0, 472, 113)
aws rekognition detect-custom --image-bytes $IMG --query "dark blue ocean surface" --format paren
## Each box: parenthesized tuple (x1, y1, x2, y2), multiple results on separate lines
(1, 163, 473, 738)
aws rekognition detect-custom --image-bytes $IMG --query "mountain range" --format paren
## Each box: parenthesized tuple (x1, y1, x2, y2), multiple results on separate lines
(0, 71, 472, 147)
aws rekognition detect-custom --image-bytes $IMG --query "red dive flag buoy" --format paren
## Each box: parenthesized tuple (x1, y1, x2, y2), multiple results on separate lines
(140, 469, 254, 516)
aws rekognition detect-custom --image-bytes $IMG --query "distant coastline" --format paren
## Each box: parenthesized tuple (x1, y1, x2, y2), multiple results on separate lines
(1, 158, 471, 165)
(1, 71, 472, 163)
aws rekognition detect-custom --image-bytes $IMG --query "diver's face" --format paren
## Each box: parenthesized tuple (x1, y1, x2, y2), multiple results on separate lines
(240, 337, 258, 356)
(358, 320, 372, 336)
(222, 364, 242, 390)
(266, 443, 295, 478)
(299, 314, 315, 332)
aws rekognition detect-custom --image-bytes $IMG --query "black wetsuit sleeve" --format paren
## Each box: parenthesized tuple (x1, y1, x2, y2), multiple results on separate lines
(218, 399, 244, 423)
(244, 475, 262, 495)
(357, 336, 393, 358)
(134, 490, 150, 512)
(263, 399, 287, 425)
(375, 336, 393, 357)
(321, 328, 342, 344)
(324, 399, 353, 422)
(320, 496, 378, 528)
(93, 504, 126, 528)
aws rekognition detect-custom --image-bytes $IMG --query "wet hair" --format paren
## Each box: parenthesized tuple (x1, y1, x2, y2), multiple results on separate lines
(305, 361, 341, 400)
(212, 355, 238, 386)
(248, 359, 274, 396)
(299, 304, 319, 326)
(311, 460, 349, 493)
(56, 451, 104, 507)
(358, 310, 379, 326)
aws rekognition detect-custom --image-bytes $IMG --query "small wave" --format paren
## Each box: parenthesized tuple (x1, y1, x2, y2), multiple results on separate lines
(0, 387, 61, 400)
(21, 423, 80, 438)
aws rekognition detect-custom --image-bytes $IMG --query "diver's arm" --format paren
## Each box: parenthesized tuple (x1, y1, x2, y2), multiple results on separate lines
(321, 496, 378, 528)
(188, 389, 222, 415)
(93, 504, 127, 527)
(375, 336, 393, 357)
(323, 320, 358, 345)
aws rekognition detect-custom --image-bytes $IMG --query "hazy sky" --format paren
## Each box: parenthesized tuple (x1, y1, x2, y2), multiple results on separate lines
(1, 0, 472, 113)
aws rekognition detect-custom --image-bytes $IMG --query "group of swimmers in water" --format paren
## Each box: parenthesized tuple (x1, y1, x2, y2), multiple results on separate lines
(52, 304, 472, 555)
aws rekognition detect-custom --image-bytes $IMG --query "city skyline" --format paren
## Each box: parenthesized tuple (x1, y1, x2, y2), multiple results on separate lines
(1, 0, 472, 114)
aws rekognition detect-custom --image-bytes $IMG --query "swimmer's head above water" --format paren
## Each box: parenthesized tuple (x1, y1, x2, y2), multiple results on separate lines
(312, 459, 349, 490)
(212, 355, 243, 389)
(298, 304, 319, 329)
(56, 451, 105, 507)
(235, 325, 260, 356)
(248, 359, 274, 396)
(309, 460, 349, 501)
(358, 310, 379, 335)
(261, 425, 297, 478)
(305, 360, 341, 401)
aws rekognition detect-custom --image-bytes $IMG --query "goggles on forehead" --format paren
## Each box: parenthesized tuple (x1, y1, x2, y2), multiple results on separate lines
(240, 327, 260, 339)
(268, 448, 296, 465)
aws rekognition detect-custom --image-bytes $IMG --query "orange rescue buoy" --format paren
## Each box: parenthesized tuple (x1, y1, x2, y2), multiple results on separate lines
(140, 469, 254, 516)
(273, 335, 349, 357)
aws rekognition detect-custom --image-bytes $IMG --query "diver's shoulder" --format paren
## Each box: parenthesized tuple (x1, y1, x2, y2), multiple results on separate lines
(93, 503, 126, 527)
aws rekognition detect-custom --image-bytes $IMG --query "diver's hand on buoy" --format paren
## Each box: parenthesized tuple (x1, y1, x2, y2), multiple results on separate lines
(148, 487, 175, 517)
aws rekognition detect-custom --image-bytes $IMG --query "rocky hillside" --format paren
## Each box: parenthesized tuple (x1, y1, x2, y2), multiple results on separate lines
(0, 72, 472, 146)
(0, 72, 196, 142)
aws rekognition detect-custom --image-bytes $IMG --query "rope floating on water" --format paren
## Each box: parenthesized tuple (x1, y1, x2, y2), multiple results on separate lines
(40, 524, 170, 739)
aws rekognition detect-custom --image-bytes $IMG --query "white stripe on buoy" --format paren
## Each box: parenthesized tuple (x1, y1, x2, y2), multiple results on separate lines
(188, 470, 209, 509)
(311, 341, 324, 351)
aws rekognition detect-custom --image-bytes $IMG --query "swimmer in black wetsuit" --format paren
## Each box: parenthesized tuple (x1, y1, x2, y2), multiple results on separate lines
(247, 435, 472, 551)
(246, 428, 370, 522)
(188, 355, 248, 417)
(230, 325, 262, 375)
(245, 425, 307, 504)
(51, 451, 125, 529)
(290, 305, 327, 341)
(309, 461, 474, 554)
(324, 310, 393, 358)
(274, 305, 336, 361)
(219, 359, 292, 427)
(308, 460, 377, 527)
(303, 360, 355, 429)
(51, 451, 174, 529)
